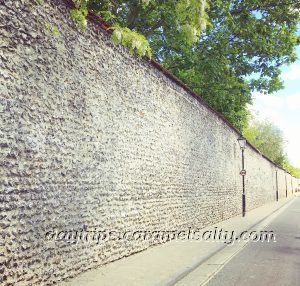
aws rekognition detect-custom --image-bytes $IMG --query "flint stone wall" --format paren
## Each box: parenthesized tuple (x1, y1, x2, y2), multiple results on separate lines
(0, 0, 298, 285)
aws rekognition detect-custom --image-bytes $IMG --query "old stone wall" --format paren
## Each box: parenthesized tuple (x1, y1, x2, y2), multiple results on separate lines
(0, 0, 297, 285)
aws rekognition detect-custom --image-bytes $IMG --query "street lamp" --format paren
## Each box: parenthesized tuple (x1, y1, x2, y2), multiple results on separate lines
(237, 136, 247, 150)
(237, 135, 247, 217)
(275, 167, 279, 202)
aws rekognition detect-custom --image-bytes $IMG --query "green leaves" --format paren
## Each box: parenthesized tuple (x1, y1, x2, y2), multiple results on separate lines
(70, 0, 210, 57)
(70, 7, 88, 30)
(67, 0, 300, 130)
(96, 10, 116, 22)
(283, 159, 300, 178)
(244, 119, 300, 177)
(161, 0, 299, 129)
(111, 25, 152, 58)
(244, 119, 286, 165)
(175, 0, 210, 45)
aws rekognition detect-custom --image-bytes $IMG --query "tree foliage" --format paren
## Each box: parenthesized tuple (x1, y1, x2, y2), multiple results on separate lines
(244, 119, 286, 165)
(161, 0, 300, 129)
(283, 159, 300, 178)
(71, 0, 209, 58)
(70, 0, 300, 130)
(111, 25, 152, 58)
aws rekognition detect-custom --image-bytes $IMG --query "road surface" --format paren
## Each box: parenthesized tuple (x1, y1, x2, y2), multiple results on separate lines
(207, 196, 300, 286)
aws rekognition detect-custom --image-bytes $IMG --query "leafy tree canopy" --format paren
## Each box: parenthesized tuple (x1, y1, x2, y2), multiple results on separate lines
(243, 118, 300, 178)
(71, 0, 209, 56)
(70, 0, 300, 130)
(283, 159, 300, 178)
(161, 0, 300, 129)
(244, 119, 286, 165)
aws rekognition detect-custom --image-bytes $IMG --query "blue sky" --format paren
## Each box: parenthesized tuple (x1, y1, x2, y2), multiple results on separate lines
(251, 46, 300, 167)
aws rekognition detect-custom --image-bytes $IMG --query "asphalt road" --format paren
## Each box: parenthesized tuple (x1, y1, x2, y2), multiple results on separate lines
(207, 197, 300, 286)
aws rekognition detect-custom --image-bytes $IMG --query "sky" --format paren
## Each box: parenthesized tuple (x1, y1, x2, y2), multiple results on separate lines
(251, 46, 300, 167)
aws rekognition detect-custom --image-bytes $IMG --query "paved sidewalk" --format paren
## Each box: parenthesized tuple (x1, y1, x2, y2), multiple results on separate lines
(60, 197, 296, 286)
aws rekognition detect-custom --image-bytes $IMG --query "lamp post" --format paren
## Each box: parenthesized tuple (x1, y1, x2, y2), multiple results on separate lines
(237, 135, 247, 217)
(275, 167, 279, 202)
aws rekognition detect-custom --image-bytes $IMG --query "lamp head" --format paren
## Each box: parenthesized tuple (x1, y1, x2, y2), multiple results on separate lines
(237, 135, 247, 150)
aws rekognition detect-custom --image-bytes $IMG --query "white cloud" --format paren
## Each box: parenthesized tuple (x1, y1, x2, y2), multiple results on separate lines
(251, 92, 285, 127)
(281, 64, 300, 81)
(252, 92, 283, 109)
(286, 92, 300, 109)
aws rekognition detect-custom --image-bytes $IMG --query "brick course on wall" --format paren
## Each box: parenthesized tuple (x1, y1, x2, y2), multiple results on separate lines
(0, 0, 298, 285)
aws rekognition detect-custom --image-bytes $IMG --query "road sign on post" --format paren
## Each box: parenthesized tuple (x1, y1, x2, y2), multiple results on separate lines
(240, 170, 246, 176)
